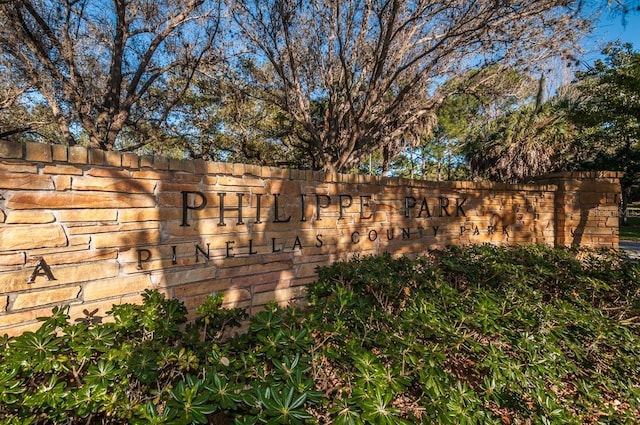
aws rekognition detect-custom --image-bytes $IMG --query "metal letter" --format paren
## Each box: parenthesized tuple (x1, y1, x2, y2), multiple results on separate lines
(292, 236, 303, 251)
(181, 191, 207, 227)
(28, 258, 56, 283)
(338, 195, 353, 219)
(439, 197, 451, 217)
(360, 196, 373, 220)
(404, 196, 416, 218)
(315, 194, 331, 220)
(218, 193, 244, 226)
(273, 194, 292, 223)
(136, 249, 152, 270)
(456, 198, 468, 217)
(196, 243, 210, 262)
(225, 241, 235, 258)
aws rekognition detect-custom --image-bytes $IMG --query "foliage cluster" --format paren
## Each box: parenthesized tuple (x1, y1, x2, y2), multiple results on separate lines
(1, 245, 640, 424)
(569, 43, 640, 198)
(395, 42, 640, 190)
(1, 1, 637, 180)
(0, 0, 596, 173)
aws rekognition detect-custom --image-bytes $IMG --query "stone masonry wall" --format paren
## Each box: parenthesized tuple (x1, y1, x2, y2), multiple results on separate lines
(0, 140, 621, 335)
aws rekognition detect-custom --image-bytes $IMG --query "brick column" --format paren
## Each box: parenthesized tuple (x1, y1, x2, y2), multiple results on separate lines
(533, 171, 622, 249)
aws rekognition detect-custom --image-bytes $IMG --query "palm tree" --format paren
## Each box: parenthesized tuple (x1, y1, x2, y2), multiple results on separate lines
(466, 78, 576, 183)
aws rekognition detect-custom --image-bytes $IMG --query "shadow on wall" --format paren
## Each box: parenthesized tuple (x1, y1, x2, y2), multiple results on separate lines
(1, 147, 351, 334)
(0, 143, 163, 334)
(0, 142, 622, 335)
(553, 175, 619, 249)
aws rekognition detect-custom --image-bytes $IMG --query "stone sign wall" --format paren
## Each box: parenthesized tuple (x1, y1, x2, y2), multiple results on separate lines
(0, 140, 621, 335)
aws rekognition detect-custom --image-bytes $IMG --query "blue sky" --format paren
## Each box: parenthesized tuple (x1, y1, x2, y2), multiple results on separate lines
(584, 9, 640, 63)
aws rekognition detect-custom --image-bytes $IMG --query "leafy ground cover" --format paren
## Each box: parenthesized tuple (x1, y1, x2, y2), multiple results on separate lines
(1, 245, 639, 424)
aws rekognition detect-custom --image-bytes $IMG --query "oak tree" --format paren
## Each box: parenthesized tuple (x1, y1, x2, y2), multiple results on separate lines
(0, 0, 222, 150)
(229, 0, 592, 172)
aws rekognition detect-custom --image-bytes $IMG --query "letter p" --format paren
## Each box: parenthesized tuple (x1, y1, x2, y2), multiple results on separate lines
(181, 191, 207, 227)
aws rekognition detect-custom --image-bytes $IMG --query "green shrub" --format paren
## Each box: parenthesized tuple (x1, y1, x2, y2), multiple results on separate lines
(307, 245, 640, 424)
(0, 290, 317, 425)
(1, 245, 639, 424)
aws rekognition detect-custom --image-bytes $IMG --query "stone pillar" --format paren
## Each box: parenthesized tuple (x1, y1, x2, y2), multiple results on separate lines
(534, 171, 622, 249)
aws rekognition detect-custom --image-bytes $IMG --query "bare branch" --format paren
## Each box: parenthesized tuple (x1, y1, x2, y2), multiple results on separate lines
(229, 0, 593, 172)
(0, 0, 223, 150)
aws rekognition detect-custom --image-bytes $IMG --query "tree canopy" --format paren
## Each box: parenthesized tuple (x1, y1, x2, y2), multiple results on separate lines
(0, 0, 222, 150)
(569, 42, 640, 197)
(228, 0, 589, 172)
(448, 42, 640, 197)
(1, 0, 635, 176)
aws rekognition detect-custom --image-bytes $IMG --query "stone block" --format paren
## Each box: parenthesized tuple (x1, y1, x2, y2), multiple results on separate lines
(206, 162, 219, 174)
(25, 142, 52, 162)
(53, 175, 72, 190)
(295, 262, 324, 278)
(157, 192, 184, 208)
(243, 164, 261, 177)
(122, 153, 139, 169)
(193, 159, 207, 175)
(605, 217, 618, 227)
(105, 151, 122, 167)
(0, 174, 54, 190)
(58, 209, 118, 222)
(0, 295, 7, 312)
(233, 163, 245, 176)
(68, 146, 88, 164)
(175, 172, 202, 183)
(92, 229, 161, 248)
(579, 192, 606, 205)
(51, 144, 68, 161)
(27, 249, 118, 266)
(5, 211, 56, 224)
(12, 286, 81, 310)
(151, 266, 218, 288)
(0, 261, 120, 292)
(217, 261, 290, 279)
(184, 161, 197, 174)
(0, 305, 54, 328)
(252, 286, 305, 307)
(218, 163, 233, 175)
(88, 149, 105, 165)
(231, 270, 293, 288)
(67, 293, 145, 323)
(0, 140, 24, 158)
(140, 156, 154, 168)
(86, 168, 131, 178)
(6, 192, 156, 209)
(153, 156, 169, 170)
(43, 164, 84, 175)
(157, 181, 200, 193)
(68, 235, 91, 246)
(82, 274, 153, 301)
(0, 322, 43, 337)
(0, 162, 37, 173)
(0, 224, 67, 250)
(118, 208, 165, 222)
(222, 288, 251, 305)
(173, 278, 231, 298)
(71, 176, 156, 193)
(0, 252, 25, 267)
(169, 158, 183, 171)
(132, 170, 171, 180)
(219, 176, 264, 187)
